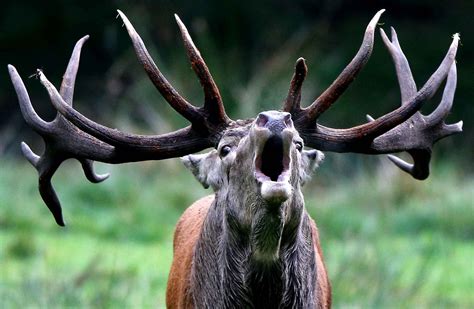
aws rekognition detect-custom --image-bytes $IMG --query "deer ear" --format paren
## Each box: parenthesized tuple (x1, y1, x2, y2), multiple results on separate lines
(182, 151, 222, 190)
(306, 149, 325, 168)
(182, 153, 211, 189)
(300, 149, 325, 185)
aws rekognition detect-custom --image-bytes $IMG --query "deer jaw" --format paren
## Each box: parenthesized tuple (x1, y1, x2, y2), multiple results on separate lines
(251, 112, 294, 205)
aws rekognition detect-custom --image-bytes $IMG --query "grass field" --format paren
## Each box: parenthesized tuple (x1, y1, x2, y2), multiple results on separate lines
(0, 158, 473, 308)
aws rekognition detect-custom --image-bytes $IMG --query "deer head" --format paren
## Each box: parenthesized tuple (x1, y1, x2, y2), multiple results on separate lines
(8, 9, 460, 229)
(182, 110, 324, 203)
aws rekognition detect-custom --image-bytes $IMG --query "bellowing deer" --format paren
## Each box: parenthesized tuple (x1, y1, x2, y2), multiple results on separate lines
(8, 9, 461, 308)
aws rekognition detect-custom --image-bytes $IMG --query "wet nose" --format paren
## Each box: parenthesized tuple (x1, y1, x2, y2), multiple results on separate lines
(256, 111, 293, 134)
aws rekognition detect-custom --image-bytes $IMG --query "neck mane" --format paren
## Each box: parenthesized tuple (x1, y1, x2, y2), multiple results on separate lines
(190, 192, 318, 308)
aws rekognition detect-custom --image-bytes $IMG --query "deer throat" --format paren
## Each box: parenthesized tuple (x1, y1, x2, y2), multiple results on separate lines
(250, 204, 285, 263)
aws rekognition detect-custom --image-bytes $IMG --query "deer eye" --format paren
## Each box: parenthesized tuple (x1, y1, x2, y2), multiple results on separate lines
(295, 141, 303, 152)
(220, 145, 232, 157)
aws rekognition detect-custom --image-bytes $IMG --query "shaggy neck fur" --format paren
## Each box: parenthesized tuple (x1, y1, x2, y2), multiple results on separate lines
(190, 189, 317, 308)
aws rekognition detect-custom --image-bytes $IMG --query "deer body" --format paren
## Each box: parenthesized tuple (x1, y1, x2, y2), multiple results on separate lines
(167, 113, 330, 308)
(9, 8, 460, 309)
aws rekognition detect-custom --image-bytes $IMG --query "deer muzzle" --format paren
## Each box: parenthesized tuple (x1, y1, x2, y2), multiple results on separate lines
(252, 111, 294, 204)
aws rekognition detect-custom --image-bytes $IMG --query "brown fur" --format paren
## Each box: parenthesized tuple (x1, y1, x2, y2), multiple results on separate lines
(310, 219, 332, 308)
(166, 195, 213, 308)
(166, 195, 331, 308)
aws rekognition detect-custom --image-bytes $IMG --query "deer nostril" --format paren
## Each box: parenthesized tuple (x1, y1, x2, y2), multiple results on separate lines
(256, 111, 294, 133)
(256, 113, 269, 127)
(307, 149, 318, 160)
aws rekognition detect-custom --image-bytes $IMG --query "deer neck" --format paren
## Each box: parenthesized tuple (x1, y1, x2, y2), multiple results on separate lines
(194, 190, 316, 308)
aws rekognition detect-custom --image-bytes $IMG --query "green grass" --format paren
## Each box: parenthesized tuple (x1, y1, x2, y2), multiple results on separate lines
(1, 159, 473, 308)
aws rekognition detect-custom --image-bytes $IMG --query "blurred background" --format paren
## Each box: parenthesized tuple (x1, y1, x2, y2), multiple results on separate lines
(0, 0, 472, 307)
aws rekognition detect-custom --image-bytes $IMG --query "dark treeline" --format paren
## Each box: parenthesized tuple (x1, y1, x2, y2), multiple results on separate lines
(1, 0, 472, 168)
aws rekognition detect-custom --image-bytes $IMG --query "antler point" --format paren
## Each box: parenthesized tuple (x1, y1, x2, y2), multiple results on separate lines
(116, 9, 125, 18)
(174, 14, 183, 25)
(449, 120, 463, 132)
(21, 141, 40, 167)
(295, 57, 307, 69)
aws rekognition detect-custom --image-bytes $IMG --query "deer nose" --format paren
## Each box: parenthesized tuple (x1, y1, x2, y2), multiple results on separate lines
(256, 111, 293, 134)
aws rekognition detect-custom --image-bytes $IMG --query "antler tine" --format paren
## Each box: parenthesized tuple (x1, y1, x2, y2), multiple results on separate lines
(380, 27, 417, 104)
(80, 159, 110, 183)
(19, 140, 67, 226)
(283, 57, 307, 113)
(37, 160, 65, 225)
(8, 65, 51, 134)
(9, 64, 49, 179)
(19, 137, 66, 226)
(424, 61, 462, 138)
(425, 60, 457, 124)
(58, 35, 110, 182)
(116, 10, 202, 125)
(387, 150, 431, 180)
(60, 35, 89, 105)
(303, 9, 385, 124)
(174, 14, 230, 125)
(20, 141, 40, 167)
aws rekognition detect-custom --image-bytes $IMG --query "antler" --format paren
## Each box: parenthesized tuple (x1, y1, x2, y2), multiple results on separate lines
(375, 28, 461, 179)
(8, 36, 111, 226)
(9, 11, 231, 225)
(284, 11, 461, 180)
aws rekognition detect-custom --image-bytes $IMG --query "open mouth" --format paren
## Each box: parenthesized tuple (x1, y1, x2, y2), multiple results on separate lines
(255, 134, 290, 183)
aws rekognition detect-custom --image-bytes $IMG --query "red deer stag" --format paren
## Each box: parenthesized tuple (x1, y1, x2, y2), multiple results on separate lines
(8, 9, 461, 308)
